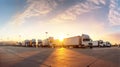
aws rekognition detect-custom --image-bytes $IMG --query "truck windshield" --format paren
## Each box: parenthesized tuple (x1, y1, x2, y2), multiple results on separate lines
(83, 39, 90, 41)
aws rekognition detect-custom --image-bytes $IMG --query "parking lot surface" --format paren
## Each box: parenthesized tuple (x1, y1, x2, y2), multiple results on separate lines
(0, 46, 119, 67)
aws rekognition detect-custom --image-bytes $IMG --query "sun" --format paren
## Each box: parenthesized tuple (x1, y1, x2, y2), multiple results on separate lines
(58, 35, 65, 42)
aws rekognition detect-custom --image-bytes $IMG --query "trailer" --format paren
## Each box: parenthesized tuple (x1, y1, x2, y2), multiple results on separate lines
(92, 41, 99, 47)
(92, 40, 103, 47)
(63, 36, 81, 48)
(42, 39, 50, 47)
(63, 34, 92, 48)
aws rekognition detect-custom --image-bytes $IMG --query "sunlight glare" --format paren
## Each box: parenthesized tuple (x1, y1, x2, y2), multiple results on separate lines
(58, 35, 65, 42)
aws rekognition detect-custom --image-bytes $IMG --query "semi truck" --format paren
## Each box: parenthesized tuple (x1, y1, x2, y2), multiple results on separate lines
(92, 40, 111, 47)
(24, 40, 30, 47)
(31, 39, 36, 47)
(23, 39, 36, 47)
(63, 34, 92, 48)
(38, 39, 42, 47)
(102, 41, 111, 47)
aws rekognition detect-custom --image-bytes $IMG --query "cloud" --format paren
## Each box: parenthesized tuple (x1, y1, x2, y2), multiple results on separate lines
(108, 0, 120, 25)
(89, 0, 106, 5)
(49, 0, 106, 23)
(11, 0, 58, 25)
(26, 0, 57, 16)
(9, 0, 107, 25)
(8, 0, 108, 25)
(4, 0, 107, 37)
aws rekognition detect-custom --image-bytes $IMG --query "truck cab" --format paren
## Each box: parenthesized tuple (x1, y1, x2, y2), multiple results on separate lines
(31, 39, 36, 47)
(81, 34, 92, 47)
(103, 41, 111, 47)
(38, 39, 42, 47)
(24, 40, 30, 47)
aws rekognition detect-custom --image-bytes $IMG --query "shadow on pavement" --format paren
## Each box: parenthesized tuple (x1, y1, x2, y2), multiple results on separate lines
(10, 48, 55, 67)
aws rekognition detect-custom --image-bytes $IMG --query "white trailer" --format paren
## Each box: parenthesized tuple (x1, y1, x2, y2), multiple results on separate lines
(63, 34, 92, 48)
(92, 40, 103, 47)
(63, 36, 81, 47)
(42, 39, 50, 47)
(92, 41, 99, 47)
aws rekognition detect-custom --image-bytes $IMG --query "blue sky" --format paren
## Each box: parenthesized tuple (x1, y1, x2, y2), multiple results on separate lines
(0, 0, 120, 44)
(0, 0, 26, 27)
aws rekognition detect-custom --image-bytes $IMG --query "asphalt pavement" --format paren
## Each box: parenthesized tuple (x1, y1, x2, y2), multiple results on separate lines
(0, 46, 119, 67)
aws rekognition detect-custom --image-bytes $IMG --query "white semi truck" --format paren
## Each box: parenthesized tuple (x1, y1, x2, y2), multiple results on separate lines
(102, 41, 111, 47)
(24, 40, 30, 47)
(31, 39, 36, 47)
(63, 34, 92, 48)
(92, 40, 111, 47)
(38, 39, 42, 47)
(23, 39, 36, 47)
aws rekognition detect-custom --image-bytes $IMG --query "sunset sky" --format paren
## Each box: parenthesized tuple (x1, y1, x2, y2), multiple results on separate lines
(0, 0, 120, 44)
